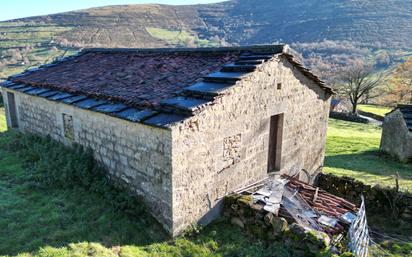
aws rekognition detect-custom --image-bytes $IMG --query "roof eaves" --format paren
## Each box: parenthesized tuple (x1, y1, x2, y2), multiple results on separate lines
(281, 45, 334, 95)
(0, 80, 185, 129)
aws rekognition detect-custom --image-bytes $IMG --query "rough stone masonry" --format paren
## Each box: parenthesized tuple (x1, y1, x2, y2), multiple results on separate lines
(1, 45, 332, 235)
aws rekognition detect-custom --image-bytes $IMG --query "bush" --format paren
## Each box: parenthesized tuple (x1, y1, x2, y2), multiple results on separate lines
(8, 133, 148, 216)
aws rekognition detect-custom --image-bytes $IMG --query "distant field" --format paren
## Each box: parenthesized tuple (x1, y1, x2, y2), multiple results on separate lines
(0, 21, 76, 79)
(324, 118, 412, 192)
(358, 104, 393, 117)
(145, 27, 218, 47)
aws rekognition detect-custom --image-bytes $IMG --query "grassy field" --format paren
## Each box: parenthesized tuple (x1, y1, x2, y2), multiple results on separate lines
(145, 27, 218, 47)
(358, 104, 393, 117)
(0, 109, 411, 256)
(324, 118, 412, 192)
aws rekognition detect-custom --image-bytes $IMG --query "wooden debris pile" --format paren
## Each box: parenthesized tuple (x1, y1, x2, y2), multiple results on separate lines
(281, 175, 358, 235)
(224, 175, 360, 256)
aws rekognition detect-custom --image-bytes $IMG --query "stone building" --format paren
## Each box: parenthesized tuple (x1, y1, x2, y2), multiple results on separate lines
(380, 104, 412, 162)
(0, 45, 332, 235)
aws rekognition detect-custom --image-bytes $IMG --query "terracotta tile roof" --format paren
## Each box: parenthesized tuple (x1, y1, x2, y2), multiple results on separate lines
(10, 51, 238, 108)
(2, 45, 331, 128)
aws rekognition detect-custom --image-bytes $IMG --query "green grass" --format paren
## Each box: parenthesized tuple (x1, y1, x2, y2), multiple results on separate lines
(358, 104, 393, 117)
(145, 27, 218, 47)
(0, 108, 6, 132)
(324, 118, 412, 192)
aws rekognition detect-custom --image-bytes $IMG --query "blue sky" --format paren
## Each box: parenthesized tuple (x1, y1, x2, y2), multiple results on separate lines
(0, 0, 222, 21)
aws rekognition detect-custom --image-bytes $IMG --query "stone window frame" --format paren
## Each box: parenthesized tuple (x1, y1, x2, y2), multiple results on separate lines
(62, 113, 74, 140)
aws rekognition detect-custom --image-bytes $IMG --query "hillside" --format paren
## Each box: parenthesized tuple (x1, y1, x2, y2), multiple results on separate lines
(1, 0, 412, 79)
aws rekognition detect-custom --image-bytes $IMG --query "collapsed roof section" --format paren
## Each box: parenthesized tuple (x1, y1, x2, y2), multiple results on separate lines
(1, 45, 331, 129)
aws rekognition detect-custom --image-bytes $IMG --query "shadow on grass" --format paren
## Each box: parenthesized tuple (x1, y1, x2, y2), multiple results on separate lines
(0, 130, 168, 256)
(325, 150, 412, 180)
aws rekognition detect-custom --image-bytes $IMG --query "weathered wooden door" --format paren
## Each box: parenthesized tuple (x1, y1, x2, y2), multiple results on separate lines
(7, 92, 19, 128)
(268, 113, 284, 172)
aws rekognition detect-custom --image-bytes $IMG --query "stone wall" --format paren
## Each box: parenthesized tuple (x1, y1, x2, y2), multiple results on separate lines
(223, 194, 332, 257)
(380, 110, 412, 163)
(317, 173, 412, 221)
(170, 55, 331, 234)
(0, 89, 174, 232)
(329, 111, 369, 124)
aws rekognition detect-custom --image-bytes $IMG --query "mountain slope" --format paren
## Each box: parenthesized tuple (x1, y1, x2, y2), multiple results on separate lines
(1, 0, 412, 79)
(10, 0, 412, 49)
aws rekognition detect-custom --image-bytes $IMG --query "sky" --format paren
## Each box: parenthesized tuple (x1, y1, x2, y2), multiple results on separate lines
(0, 0, 222, 21)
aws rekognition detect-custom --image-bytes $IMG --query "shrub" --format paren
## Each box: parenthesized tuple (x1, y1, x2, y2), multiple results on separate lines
(8, 133, 148, 216)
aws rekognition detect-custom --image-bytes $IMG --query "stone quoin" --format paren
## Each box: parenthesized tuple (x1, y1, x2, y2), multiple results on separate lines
(0, 45, 332, 235)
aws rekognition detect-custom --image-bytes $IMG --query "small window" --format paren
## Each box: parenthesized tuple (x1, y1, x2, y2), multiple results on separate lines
(62, 113, 74, 139)
(277, 83, 282, 90)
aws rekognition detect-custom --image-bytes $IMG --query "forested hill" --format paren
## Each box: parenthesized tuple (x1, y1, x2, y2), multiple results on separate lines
(1, 0, 412, 78)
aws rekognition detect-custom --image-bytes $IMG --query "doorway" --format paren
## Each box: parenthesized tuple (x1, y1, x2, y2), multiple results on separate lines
(267, 113, 283, 172)
(7, 92, 19, 128)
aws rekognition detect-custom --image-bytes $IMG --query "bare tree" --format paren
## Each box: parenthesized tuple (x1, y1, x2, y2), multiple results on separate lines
(336, 62, 383, 114)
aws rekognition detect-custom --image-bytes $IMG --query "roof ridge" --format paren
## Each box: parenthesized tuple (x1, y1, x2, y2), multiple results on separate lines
(81, 44, 286, 54)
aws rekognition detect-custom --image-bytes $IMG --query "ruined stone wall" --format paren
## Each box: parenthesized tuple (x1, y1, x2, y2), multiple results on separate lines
(170, 55, 331, 234)
(0, 88, 174, 232)
(317, 173, 412, 221)
(380, 110, 412, 163)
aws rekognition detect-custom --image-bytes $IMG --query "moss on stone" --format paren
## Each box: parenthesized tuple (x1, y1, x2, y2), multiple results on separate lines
(237, 195, 252, 206)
